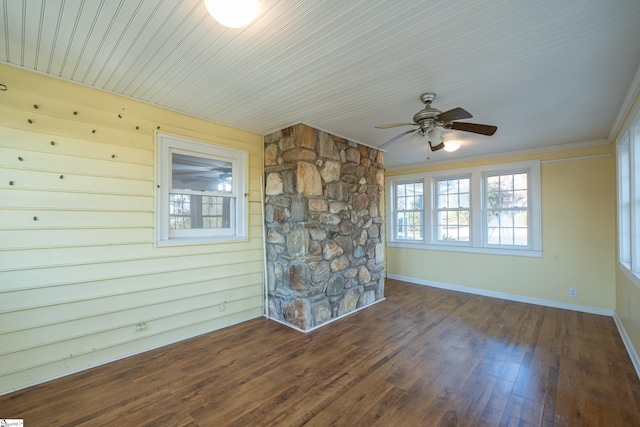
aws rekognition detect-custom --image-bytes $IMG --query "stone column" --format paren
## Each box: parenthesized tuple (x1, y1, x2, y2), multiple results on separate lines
(264, 124, 385, 331)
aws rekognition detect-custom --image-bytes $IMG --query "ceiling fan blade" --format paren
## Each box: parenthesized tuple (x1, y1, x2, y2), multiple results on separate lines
(430, 141, 446, 151)
(379, 129, 419, 149)
(449, 122, 497, 136)
(375, 122, 415, 129)
(436, 107, 472, 123)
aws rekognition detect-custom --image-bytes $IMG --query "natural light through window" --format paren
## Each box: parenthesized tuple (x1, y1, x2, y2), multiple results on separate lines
(387, 160, 541, 256)
(617, 115, 640, 283)
(157, 134, 247, 245)
(394, 181, 424, 240)
(436, 177, 470, 242)
(485, 172, 528, 246)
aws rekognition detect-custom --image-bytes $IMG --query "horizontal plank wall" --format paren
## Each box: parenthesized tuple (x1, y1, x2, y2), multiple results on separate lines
(0, 63, 265, 394)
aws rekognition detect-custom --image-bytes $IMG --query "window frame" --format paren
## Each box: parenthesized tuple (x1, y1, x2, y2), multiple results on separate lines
(482, 169, 532, 249)
(387, 159, 542, 257)
(434, 175, 472, 246)
(617, 108, 640, 286)
(156, 133, 248, 246)
(392, 180, 425, 241)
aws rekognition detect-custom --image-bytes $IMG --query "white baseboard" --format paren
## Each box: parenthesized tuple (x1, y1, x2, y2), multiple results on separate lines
(269, 298, 386, 333)
(387, 274, 614, 316)
(613, 312, 640, 380)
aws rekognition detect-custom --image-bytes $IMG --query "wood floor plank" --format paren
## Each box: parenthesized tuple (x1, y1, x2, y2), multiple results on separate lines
(2, 278, 640, 426)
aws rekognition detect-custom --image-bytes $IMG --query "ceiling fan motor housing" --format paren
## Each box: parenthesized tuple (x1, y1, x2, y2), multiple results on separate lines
(413, 92, 441, 129)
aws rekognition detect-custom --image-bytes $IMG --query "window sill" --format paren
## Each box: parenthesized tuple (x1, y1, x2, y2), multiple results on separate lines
(387, 241, 542, 258)
(156, 235, 248, 247)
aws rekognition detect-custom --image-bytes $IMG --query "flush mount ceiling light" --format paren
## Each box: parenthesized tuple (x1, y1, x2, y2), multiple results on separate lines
(204, 0, 260, 28)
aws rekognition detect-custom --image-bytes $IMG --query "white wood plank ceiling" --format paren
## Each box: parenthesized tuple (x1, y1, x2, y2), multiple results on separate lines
(2, 0, 640, 168)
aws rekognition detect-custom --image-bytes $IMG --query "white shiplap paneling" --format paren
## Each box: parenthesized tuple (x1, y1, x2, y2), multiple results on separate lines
(0, 63, 264, 394)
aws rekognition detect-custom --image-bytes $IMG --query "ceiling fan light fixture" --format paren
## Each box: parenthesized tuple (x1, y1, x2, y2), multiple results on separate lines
(204, 0, 260, 28)
(426, 126, 443, 147)
(443, 141, 461, 152)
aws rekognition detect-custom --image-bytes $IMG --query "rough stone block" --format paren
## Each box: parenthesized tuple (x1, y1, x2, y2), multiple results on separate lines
(334, 235, 353, 254)
(282, 299, 312, 330)
(287, 228, 310, 257)
(330, 255, 349, 272)
(313, 301, 332, 325)
(358, 266, 372, 284)
(291, 194, 308, 222)
(309, 228, 327, 241)
(265, 172, 284, 195)
(326, 274, 345, 296)
(297, 162, 323, 196)
(338, 288, 360, 316)
(320, 160, 341, 183)
(326, 181, 349, 202)
(294, 124, 317, 149)
(267, 229, 285, 244)
(265, 143, 279, 166)
(313, 261, 331, 283)
(286, 263, 312, 291)
(357, 290, 376, 308)
(282, 170, 296, 194)
(308, 198, 329, 212)
(318, 132, 340, 160)
(283, 147, 317, 163)
(323, 239, 344, 260)
(319, 212, 341, 226)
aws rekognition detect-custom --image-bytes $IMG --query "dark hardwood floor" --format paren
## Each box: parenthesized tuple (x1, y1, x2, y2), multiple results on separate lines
(2, 278, 640, 426)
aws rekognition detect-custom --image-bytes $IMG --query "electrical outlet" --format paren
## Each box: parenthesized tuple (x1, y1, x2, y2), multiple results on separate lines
(135, 322, 148, 332)
(219, 301, 227, 312)
(569, 288, 578, 298)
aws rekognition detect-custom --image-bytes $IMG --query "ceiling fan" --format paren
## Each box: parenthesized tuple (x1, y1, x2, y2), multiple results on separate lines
(375, 92, 497, 151)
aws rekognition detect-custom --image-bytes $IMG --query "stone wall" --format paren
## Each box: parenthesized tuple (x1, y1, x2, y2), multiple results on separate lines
(264, 123, 385, 331)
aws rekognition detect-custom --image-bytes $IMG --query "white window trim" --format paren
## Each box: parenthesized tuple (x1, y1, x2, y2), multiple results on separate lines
(156, 133, 248, 246)
(392, 179, 425, 242)
(434, 175, 471, 245)
(617, 105, 640, 288)
(387, 159, 542, 257)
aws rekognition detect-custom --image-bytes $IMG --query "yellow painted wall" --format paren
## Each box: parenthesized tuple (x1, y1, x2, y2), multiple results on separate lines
(387, 144, 616, 310)
(614, 91, 640, 366)
(0, 63, 265, 394)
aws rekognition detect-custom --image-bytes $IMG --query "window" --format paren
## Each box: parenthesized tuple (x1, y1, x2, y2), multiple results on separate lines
(617, 131, 631, 266)
(617, 112, 640, 282)
(394, 181, 424, 240)
(484, 172, 529, 246)
(387, 160, 541, 256)
(436, 177, 470, 242)
(157, 133, 247, 244)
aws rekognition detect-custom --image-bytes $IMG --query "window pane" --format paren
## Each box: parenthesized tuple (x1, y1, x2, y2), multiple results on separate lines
(500, 174, 513, 191)
(396, 181, 423, 240)
(487, 175, 499, 191)
(172, 153, 233, 193)
(170, 194, 232, 230)
(486, 207, 528, 246)
(514, 173, 528, 190)
(514, 190, 528, 207)
(459, 193, 470, 208)
(397, 196, 406, 210)
(436, 177, 470, 242)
